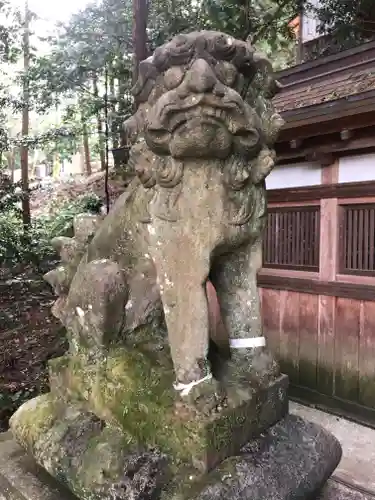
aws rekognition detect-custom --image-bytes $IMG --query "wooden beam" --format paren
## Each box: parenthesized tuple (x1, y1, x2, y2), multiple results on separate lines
(276, 129, 375, 162)
(340, 129, 352, 141)
(305, 152, 334, 166)
(267, 180, 375, 204)
(257, 274, 375, 301)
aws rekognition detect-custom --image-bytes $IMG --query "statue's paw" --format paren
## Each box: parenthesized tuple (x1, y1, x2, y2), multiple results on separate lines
(174, 377, 226, 418)
(222, 349, 280, 404)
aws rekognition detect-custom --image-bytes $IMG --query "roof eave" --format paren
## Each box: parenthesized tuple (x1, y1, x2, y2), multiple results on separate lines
(276, 89, 375, 141)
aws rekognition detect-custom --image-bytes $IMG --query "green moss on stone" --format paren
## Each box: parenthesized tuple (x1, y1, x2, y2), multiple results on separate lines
(99, 347, 208, 468)
(9, 393, 60, 451)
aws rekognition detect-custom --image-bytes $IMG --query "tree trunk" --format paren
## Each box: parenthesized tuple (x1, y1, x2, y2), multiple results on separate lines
(92, 74, 106, 171)
(109, 72, 119, 149)
(117, 75, 130, 146)
(7, 150, 15, 183)
(82, 119, 92, 176)
(21, 0, 31, 227)
(132, 0, 149, 85)
(104, 66, 110, 214)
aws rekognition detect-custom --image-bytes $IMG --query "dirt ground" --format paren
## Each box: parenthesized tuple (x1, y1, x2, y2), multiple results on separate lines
(0, 267, 68, 431)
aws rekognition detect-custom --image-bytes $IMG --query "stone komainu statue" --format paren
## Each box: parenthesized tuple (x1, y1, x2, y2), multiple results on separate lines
(9, 32, 342, 500)
(48, 31, 284, 398)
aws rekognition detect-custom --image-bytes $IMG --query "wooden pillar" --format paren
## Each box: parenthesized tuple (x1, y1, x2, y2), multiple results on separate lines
(317, 160, 339, 396)
(319, 161, 339, 281)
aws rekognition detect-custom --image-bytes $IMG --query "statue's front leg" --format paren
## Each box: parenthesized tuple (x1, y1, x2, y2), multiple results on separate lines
(149, 227, 220, 410)
(211, 239, 279, 390)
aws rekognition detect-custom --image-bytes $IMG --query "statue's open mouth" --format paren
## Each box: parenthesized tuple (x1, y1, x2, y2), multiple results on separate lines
(145, 92, 260, 159)
(169, 107, 227, 134)
(157, 94, 246, 135)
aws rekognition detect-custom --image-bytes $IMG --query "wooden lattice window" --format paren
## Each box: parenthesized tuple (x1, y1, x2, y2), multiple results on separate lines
(340, 204, 375, 276)
(263, 206, 320, 271)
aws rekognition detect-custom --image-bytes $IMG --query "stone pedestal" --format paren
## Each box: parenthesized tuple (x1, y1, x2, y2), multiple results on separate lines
(1, 414, 342, 500)
(9, 346, 290, 498)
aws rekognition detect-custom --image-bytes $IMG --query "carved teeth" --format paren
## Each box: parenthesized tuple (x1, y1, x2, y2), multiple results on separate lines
(168, 105, 229, 132)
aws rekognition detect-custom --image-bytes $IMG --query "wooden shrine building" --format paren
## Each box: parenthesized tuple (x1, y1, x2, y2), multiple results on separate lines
(259, 40, 375, 425)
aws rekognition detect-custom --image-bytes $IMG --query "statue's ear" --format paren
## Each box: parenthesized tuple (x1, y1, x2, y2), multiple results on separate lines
(250, 148, 276, 185)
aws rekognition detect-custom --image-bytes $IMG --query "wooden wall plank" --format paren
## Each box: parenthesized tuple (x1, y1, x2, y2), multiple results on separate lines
(279, 290, 300, 384)
(317, 295, 335, 396)
(261, 288, 281, 357)
(299, 293, 319, 389)
(206, 281, 227, 350)
(359, 300, 375, 408)
(335, 297, 360, 402)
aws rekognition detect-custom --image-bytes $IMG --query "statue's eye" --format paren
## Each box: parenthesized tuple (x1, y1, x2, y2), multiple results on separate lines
(164, 66, 184, 90)
(215, 61, 237, 87)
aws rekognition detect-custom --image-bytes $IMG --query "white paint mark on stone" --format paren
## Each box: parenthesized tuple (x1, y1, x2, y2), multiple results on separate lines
(126, 300, 133, 310)
(88, 304, 93, 310)
(148, 225, 156, 235)
(164, 305, 170, 314)
(144, 253, 151, 259)
(92, 258, 109, 264)
(76, 306, 85, 317)
(174, 374, 212, 396)
(227, 37, 233, 45)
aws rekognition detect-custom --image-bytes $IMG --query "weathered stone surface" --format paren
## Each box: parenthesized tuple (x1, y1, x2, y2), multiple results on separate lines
(1, 415, 343, 500)
(9, 397, 169, 500)
(320, 482, 375, 500)
(0, 432, 77, 500)
(187, 415, 342, 500)
(13, 346, 288, 474)
(38, 30, 285, 400)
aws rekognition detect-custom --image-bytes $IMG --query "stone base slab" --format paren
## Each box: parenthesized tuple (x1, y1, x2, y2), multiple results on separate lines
(0, 414, 345, 500)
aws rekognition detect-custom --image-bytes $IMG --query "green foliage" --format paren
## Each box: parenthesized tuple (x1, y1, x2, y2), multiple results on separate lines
(0, 171, 22, 213)
(148, 0, 298, 69)
(28, 0, 299, 155)
(0, 210, 26, 264)
(0, 0, 22, 64)
(28, 0, 134, 144)
(314, 0, 375, 45)
(0, 193, 102, 267)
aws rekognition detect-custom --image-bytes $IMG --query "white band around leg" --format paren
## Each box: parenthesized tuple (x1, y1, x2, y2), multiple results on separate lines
(173, 373, 212, 397)
(230, 336, 266, 349)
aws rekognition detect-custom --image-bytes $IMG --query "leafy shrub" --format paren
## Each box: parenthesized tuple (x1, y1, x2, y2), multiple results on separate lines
(0, 210, 27, 264)
(0, 193, 103, 267)
(0, 171, 23, 214)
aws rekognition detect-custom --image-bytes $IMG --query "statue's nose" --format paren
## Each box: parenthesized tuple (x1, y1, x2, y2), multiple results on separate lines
(184, 58, 216, 93)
